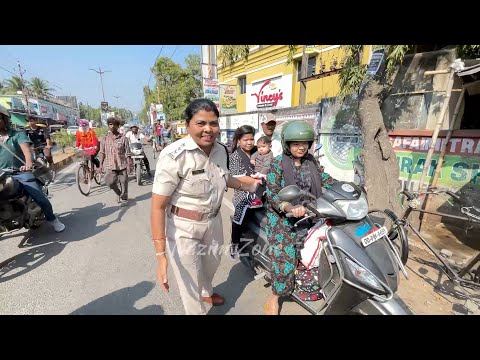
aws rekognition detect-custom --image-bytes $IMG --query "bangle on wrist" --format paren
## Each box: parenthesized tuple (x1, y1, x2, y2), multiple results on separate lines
(238, 182, 243, 190)
(156, 251, 166, 257)
(153, 237, 166, 243)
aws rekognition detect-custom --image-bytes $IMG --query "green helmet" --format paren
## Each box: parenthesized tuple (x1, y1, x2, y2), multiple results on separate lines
(281, 120, 315, 154)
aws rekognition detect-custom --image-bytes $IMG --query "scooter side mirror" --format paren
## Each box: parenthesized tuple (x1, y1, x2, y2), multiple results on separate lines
(278, 185, 303, 202)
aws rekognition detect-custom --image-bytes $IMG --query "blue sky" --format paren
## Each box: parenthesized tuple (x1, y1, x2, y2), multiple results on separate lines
(0, 45, 200, 114)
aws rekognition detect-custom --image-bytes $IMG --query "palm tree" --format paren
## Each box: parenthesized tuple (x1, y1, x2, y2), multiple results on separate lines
(29, 77, 54, 98)
(4, 75, 27, 92)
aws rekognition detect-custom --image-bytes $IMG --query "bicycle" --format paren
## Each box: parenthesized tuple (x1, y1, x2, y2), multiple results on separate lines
(371, 187, 480, 290)
(75, 147, 102, 196)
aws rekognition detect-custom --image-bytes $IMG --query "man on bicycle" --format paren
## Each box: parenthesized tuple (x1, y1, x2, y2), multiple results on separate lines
(25, 115, 54, 167)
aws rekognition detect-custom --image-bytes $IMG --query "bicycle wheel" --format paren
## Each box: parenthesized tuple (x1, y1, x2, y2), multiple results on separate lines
(368, 209, 409, 265)
(93, 169, 103, 185)
(76, 165, 92, 196)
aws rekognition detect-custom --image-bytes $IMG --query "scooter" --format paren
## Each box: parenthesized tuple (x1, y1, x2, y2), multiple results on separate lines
(240, 181, 413, 315)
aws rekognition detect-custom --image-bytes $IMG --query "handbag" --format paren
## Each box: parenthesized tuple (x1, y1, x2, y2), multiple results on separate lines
(294, 263, 323, 301)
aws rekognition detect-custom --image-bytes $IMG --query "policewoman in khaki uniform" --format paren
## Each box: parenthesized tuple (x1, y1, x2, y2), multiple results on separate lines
(151, 99, 260, 315)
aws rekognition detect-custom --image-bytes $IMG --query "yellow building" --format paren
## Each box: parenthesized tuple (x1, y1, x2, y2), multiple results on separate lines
(217, 45, 372, 113)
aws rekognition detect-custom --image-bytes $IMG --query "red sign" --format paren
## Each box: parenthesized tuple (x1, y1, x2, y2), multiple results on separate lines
(389, 135, 480, 157)
(251, 79, 283, 108)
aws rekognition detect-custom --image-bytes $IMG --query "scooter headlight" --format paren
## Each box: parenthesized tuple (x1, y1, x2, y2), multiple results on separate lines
(345, 257, 384, 292)
(334, 193, 368, 220)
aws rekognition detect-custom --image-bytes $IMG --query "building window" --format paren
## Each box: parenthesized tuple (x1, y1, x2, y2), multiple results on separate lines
(296, 57, 317, 81)
(239, 77, 246, 94)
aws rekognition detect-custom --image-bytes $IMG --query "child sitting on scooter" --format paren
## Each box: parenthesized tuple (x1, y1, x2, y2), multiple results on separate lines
(249, 136, 273, 208)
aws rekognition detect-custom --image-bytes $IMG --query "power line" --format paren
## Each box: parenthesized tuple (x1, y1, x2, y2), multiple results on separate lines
(170, 45, 178, 59)
(0, 65, 17, 77)
(148, 45, 165, 87)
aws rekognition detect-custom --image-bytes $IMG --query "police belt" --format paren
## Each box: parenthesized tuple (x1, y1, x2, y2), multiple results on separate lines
(170, 205, 220, 222)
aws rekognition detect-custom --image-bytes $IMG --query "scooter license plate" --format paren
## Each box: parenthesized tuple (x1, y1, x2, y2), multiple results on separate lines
(361, 226, 388, 247)
(131, 156, 144, 159)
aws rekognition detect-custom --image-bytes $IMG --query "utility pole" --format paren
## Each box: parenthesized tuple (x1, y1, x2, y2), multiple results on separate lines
(113, 95, 120, 108)
(89, 67, 111, 102)
(299, 45, 308, 106)
(17, 61, 30, 114)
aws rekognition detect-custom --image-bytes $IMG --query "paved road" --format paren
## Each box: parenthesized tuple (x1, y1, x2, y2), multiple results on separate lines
(0, 147, 308, 315)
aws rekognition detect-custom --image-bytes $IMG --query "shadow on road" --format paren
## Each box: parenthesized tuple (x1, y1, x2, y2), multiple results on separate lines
(0, 238, 66, 284)
(207, 262, 255, 315)
(409, 255, 480, 314)
(70, 281, 163, 315)
(0, 201, 132, 284)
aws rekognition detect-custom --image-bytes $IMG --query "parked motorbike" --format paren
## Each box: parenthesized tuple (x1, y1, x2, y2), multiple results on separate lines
(0, 168, 45, 236)
(130, 143, 148, 185)
(240, 181, 413, 315)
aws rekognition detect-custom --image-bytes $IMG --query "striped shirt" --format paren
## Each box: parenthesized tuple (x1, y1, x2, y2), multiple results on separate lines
(99, 131, 131, 171)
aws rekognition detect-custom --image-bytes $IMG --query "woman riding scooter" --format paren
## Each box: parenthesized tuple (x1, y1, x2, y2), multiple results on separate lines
(263, 120, 335, 315)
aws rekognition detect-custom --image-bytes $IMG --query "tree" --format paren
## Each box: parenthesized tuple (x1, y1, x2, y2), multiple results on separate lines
(184, 54, 203, 100)
(4, 75, 27, 92)
(29, 77, 54, 97)
(142, 55, 203, 121)
(79, 102, 101, 125)
(337, 45, 412, 214)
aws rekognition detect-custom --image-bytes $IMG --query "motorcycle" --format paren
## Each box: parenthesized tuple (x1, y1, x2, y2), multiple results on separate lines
(240, 181, 413, 315)
(0, 168, 45, 236)
(130, 143, 148, 185)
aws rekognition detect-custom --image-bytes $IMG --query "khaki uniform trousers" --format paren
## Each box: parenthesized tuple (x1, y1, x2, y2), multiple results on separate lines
(166, 211, 224, 315)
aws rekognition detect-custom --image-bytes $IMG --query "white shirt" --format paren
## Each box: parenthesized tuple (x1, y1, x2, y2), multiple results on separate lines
(254, 130, 283, 157)
(125, 131, 145, 144)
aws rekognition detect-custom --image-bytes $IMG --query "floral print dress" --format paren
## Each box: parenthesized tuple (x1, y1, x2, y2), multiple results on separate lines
(265, 154, 334, 297)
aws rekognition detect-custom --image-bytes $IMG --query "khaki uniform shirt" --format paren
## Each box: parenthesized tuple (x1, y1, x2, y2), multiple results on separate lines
(152, 135, 229, 213)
